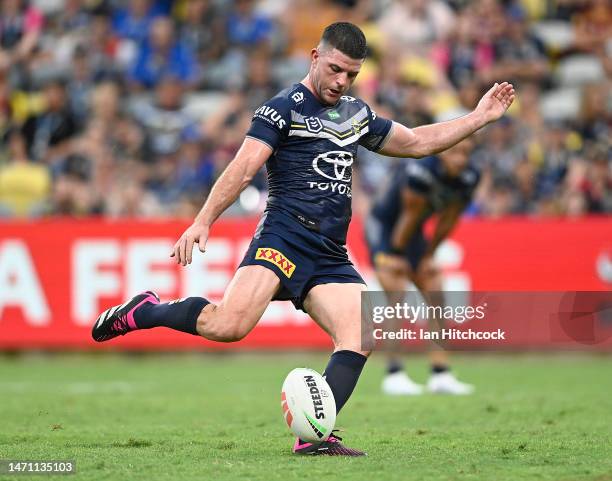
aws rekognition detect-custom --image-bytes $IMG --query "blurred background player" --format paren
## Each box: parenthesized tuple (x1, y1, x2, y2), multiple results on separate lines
(366, 138, 478, 395)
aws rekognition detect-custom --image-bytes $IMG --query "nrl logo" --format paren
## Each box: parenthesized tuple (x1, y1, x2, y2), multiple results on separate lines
(305, 117, 323, 133)
(312, 151, 353, 182)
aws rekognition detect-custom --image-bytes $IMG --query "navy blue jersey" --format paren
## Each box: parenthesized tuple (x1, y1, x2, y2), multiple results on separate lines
(370, 156, 480, 232)
(246, 83, 392, 244)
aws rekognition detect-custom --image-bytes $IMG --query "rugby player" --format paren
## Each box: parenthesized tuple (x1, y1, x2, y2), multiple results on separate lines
(92, 23, 514, 456)
(367, 138, 479, 396)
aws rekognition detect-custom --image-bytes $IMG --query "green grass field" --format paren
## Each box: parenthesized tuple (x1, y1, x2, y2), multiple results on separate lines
(1, 353, 611, 481)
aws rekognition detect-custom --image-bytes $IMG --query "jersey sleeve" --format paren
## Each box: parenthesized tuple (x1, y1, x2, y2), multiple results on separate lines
(245, 96, 291, 150)
(359, 104, 393, 152)
(404, 160, 434, 195)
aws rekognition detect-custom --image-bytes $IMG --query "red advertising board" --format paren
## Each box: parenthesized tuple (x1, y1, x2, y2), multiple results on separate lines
(0, 217, 610, 350)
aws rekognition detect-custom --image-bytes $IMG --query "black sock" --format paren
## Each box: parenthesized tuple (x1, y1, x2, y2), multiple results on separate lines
(323, 350, 368, 414)
(134, 297, 209, 335)
(432, 364, 449, 374)
(387, 359, 404, 374)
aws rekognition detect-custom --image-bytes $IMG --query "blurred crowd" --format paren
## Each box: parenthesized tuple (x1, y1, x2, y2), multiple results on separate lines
(0, 0, 610, 220)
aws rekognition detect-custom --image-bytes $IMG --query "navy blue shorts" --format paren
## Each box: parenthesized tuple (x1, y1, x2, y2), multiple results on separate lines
(239, 209, 365, 311)
(364, 215, 428, 271)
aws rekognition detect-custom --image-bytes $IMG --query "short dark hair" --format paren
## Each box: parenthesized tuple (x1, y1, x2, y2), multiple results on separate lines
(320, 22, 367, 60)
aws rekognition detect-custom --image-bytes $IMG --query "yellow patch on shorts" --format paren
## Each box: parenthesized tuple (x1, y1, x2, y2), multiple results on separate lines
(255, 248, 296, 278)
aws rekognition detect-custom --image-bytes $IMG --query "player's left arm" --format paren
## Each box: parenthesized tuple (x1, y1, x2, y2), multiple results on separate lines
(378, 82, 515, 158)
(425, 201, 467, 257)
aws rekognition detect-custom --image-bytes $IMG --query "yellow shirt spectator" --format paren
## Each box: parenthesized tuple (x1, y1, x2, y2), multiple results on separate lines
(0, 160, 50, 217)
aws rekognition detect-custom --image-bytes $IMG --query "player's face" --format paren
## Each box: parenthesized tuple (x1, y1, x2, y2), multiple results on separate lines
(311, 47, 363, 105)
(440, 139, 473, 177)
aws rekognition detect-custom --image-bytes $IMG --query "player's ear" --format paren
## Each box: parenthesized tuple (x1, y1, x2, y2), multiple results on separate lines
(311, 47, 320, 65)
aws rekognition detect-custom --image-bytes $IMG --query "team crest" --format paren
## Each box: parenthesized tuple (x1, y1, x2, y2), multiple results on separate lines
(255, 248, 296, 278)
(305, 117, 323, 133)
(351, 119, 361, 135)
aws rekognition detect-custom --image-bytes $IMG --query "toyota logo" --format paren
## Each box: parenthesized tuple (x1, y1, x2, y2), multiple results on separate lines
(312, 151, 353, 182)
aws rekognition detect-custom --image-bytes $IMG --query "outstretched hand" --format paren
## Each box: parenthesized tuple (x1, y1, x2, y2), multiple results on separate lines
(476, 82, 515, 124)
(171, 223, 209, 266)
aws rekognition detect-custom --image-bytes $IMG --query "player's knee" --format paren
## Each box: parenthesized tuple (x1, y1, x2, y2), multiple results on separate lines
(197, 306, 253, 342)
(220, 322, 251, 342)
(203, 323, 248, 343)
(201, 321, 248, 342)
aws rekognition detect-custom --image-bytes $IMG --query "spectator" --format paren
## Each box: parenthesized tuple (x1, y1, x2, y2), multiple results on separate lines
(177, 0, 226, 66)
(43, 0, 91, 69)
(281, 0, 343, 59)
(174, 131, 215, 199)
(512, 157, 539, 213)
(0, 71, 11, 134)
(131, 74, 198, 161)
(104, 175, 164, 218)
(574, 144, 612, 213)
(50, 169, 101, 216)
(144, 129, 216, 211)
(472, 117, 524, 176)
(434, 12, 495, 89)
(129, 17, 198, 90)
(0, 0, 44, 73)
(536, 121, 576, 197)
(483, 177, 518, 218)
(112, 0, 159, 45)
(67, 45, 95, 123)
(486, 4, 550, 85)
(579, 82, 611, 144)
(84, 81, 144, 162)
(470, 0, 506, 45)
(0, 128, 50, 217)
(55, 0, 91, 33)
(378, 0, 455, 51)
(573, 0, 612, 54)
(244, 49, 281, 109)
(80, 12, 122, 80)
(21, 78, 79, 166)
(226, 0, 274, 51)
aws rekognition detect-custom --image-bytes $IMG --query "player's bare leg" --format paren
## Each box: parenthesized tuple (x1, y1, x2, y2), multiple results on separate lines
(195, 266, 280, 341)
(305, 282, 369, 356)
(292, 282, 369, 456)
(93, 265, 279, 343)
(375, 256, 425, 395)
(416, 260, 474, 395)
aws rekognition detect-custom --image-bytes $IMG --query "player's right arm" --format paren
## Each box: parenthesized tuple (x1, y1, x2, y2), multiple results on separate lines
(171, 138, 272, 265)
(391, 188, 427, 253)
(171, 94, 291, 266)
